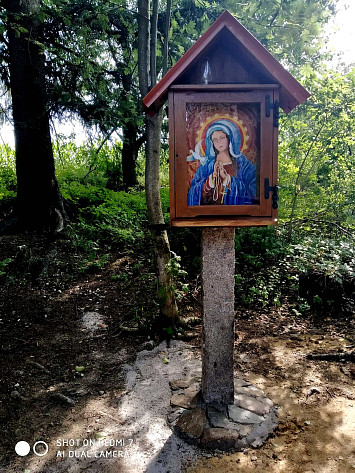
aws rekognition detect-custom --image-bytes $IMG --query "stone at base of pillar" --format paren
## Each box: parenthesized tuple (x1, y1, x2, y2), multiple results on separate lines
(169, 376, 278, 452)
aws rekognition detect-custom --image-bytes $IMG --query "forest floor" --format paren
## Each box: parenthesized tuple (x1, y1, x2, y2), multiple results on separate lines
(0, 233, 354, 473)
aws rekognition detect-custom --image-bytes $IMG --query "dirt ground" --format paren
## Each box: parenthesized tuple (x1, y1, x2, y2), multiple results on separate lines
(0, 234, 354, 472)
(185, 312, 355, 473)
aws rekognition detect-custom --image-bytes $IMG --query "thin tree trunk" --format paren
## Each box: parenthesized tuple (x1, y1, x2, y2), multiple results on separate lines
(163, 0, 172, 75)
(146, 110, 179, 323)
(138, 0, 179, 328)
(150, 0, 158, 86)
(5, 0, 67, 232)
(138, 0, 150, 98)
(122, 122, 139, 189)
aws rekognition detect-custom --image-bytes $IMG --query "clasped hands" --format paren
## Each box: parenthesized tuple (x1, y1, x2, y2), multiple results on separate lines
(213, 159, 228, 181)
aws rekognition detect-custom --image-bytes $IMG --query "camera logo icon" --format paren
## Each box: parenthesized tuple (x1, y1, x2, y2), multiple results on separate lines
(15, 441, 49, 457)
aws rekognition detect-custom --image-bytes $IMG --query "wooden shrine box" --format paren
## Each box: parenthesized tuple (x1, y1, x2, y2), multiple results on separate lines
(143, 11, 310, 227)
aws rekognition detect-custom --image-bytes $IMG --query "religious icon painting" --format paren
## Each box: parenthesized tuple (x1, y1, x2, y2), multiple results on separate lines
(169, 88, 278, 225)
(186, 103, 260, 206)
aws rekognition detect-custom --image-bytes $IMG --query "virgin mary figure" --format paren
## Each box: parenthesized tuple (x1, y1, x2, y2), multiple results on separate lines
(187, 119, 256, 206)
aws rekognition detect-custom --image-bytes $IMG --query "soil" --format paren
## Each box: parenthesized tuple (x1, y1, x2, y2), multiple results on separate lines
(0, 233, 354, 472)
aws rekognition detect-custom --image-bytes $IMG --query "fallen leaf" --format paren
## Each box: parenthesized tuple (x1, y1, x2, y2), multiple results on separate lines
(162, 357, 170, 364)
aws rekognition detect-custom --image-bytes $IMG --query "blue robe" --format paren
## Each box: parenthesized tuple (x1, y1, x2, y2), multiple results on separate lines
(187, 155, 256, 206)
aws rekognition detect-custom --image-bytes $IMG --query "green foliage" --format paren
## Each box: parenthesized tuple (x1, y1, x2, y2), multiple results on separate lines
(286, 237, 354, 283)
(0, 257, 14, 277)
(0, 0, 353, 326)
(279, 66, 355, 232)
(0, 145, 16, 201)
(166, 252, 189, 301)
(234, 227, 354, 315)
(167, 0, 336, 74)
(79, 252, 110, 273)
(54, 138, 122, 187)
(63, 184, 148, 251)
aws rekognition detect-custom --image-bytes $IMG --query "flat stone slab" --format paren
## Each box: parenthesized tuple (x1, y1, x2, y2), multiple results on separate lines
(233, 424, 254, 437)
(235, 394, 271, 415)
(170, 393, 198, 409)
(234, 378, 252, 387)
(170, 382, 200, 409)
(207, 406, 238, 430)
(170, 377, 199, 390)
(228, 405, 264, 424)
(235, 385, 265, 397)
(247, 408, 279, 448)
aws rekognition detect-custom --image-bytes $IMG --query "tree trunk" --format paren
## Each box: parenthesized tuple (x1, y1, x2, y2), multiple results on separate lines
(137, 0, 150, 98)
(121, 122, 139, 189)
(5, 0, 67, 232)
(162, 0, 172, 75)
(145, 110, 179, 324)
(138, 0, 179, 328)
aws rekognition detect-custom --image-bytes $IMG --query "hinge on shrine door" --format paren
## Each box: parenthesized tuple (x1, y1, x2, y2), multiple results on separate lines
(265, 95, 280, 127)
(264, 178, 279, 209)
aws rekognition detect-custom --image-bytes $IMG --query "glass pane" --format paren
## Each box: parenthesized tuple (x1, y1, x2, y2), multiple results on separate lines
(186, 103, 260, 206)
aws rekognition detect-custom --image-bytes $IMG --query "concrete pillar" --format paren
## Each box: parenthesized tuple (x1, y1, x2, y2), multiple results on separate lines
(201, 227, 235, 405)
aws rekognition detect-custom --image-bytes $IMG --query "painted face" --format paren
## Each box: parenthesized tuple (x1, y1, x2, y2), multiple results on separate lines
(211, 130, 229, 153)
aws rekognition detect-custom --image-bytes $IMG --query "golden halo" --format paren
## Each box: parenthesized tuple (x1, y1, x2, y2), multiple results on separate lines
(197, 113, 250, 156)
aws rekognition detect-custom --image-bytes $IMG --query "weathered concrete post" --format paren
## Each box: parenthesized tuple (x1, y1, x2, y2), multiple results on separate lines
(201, 227, 235, 405)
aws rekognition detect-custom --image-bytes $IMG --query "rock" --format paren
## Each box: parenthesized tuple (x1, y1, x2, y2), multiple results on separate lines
(234, 378, 251, 387)
(247, 407, 278, 448)
(167, 407, 186, 425)
(185, 382, 201, 395)
(235, 394, 271, 415)
(256, 396, 274, 408)
(235, 386, 265, 398)
(143, 341, 155, 350)
(170, 378, 198, 390)
(170, 393, 197, 409)
(174, 408, 206, 440)
(233, 424, 254, 437)
(234, 437, 249, 451)
(170, 382, 200, 409)
(200, 428, 239, 451)
(10, 390, 27, 401)
(228, 405, 264, 424)
(207, 406, 237, 430)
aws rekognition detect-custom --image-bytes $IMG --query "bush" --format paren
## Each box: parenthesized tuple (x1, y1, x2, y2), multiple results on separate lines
(234, 227, 354, 315)
(62, 183, 149, 250)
